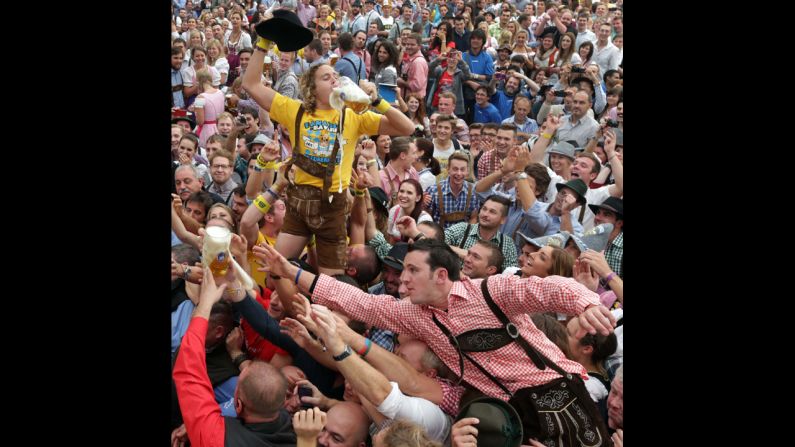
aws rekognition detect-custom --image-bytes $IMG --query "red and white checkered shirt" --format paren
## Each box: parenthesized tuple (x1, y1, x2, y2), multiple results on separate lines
(477, 149, 504, 181)
(313, 273, 599, 400)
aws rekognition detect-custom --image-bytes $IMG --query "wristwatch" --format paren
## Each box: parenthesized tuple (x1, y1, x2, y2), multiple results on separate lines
(332, 345, 353, 361)
(516, 172, 529, 180)
(371, 96, 383, 107)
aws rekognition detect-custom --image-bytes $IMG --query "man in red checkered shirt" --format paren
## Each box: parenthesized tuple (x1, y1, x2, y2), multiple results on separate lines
(253, 239, 615, 446)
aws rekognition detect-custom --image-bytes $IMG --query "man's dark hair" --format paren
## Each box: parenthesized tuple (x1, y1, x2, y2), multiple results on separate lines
(240, 105, 259, 119)
(187, 190, 214, 213)
(346, 247, 382, 285)
(232, 185, 247, 198)
(407, 239, 461, 281)
(172, 46, 184, 56)
(497, 122, 518, 135)
(172, 243, 201, 265)
(173, 37, 187, 46)
(209, 301, 234, 335)
(482, 123, 499, 133)
(484, 194, 511, 217)
(454, 15, 465, 22)
(417, 221, 445, 242)
(517, 13, 530, 24)
(474, 240, 504, 273)
(353, 30, 367, 40)
(238, 47, 253, 57)
(307, 38, 324, 53)
(401, 4, 412, 14)
(525, 163, 552, 198)
(470, 28, 486, 43)
(603, 69, 620, 83)
(469, 122, 484, 131)
(338, 32, 354, 51)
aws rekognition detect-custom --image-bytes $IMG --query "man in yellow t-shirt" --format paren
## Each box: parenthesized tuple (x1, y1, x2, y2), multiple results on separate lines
(242, 32, 415, 275)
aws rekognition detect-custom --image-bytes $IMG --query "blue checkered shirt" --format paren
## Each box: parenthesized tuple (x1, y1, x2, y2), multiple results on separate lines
(366, 281, 399, 352)
(426, 178, 480, 229)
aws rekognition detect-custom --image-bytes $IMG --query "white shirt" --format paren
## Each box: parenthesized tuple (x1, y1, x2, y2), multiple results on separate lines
(575, 29, 598, 51)
(592, 41, 621, 77)
(377, 382, 451, 443)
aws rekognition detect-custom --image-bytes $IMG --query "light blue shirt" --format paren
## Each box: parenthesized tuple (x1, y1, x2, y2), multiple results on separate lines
(502, 115, 539, 134)
(171, 299, 196, 353)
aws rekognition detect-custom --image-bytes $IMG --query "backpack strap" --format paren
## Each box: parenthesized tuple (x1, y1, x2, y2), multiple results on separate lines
(436, 179, 445, 225)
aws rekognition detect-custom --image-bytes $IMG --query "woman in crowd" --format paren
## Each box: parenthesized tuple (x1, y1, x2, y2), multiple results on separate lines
(403, 93, 431, 139)
(224, 10, 252, 86)
(206, 39, 230, 86)
(386, 179, 433, 243)
(426, 49, 470, 116)
(182, 46, 220, 107)
(370, 39, 399, 86)
(193, 68, 225, 148)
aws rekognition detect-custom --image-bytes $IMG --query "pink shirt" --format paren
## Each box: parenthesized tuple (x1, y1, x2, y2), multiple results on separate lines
(312, 274, 599, 399)
(402, 52, 428, 99)
(379, 162, 420, 201)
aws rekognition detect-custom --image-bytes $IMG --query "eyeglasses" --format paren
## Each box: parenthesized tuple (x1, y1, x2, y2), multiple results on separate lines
(482, 133, 497, 138)
(212, 164, 232, 169)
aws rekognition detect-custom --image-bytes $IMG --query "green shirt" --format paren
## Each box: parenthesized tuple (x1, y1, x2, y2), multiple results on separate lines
(444, 222, 518, 269)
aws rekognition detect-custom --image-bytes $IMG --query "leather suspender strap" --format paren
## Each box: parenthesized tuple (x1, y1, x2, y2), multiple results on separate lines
(286, 104, 347, 202)
(431, 313, 514, 397)
(479, 278, 572, 379)
(464, 182, 473, 214)
(458, 224, 473, 249)
(437, 179, 445, 225)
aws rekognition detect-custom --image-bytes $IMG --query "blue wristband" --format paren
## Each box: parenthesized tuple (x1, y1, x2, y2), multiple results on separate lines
(295, 268, 303, 285)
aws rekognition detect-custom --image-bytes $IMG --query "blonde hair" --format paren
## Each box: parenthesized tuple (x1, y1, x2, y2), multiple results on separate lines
(196, 68, 213, 91)
(381, 420, 441, 447)
(205, 39, 227, 64)
(299, 63, 329, 114)
(499, 31, 513, 47)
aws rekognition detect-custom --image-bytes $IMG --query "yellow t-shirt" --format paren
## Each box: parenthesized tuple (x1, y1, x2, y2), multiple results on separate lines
(247, 231, 277, 290)
(270, 93, 382, 190)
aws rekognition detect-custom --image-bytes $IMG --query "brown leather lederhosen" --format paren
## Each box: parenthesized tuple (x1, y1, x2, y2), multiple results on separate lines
(431, 277, 611, 446)
(282, 104, 347, 203)
(437, 180, 474, 226)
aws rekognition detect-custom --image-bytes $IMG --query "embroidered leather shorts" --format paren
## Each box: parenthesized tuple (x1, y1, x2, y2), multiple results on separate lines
(281, 184, 351, 270)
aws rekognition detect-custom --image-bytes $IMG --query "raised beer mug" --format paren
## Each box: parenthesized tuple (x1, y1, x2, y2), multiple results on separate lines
(203, 226, 233, 276)
(329, 76, 371, 114)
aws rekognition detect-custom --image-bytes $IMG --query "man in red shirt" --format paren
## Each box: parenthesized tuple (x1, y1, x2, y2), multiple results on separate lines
(173, 269, 297, 446)
(397, 33, 428, 101)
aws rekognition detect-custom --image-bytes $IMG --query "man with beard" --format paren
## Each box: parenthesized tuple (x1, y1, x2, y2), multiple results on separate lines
(444, 194, 518, 268)
(488, 72, 523, 121)
(348, 0, 365, 34)
(172, 47, 186, 108)
(462, 240, 504, 278)
(352, 31, 372, 79)
(363, 242, 408, 351)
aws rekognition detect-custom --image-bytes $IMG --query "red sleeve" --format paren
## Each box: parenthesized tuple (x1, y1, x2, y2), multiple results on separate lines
(173, 317, 226, 447)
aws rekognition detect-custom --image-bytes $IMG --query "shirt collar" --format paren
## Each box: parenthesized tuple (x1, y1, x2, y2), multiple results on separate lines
(612, 231, 623, 248)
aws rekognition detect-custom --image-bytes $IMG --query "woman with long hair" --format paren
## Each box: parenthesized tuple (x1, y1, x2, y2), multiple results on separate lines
(505, 20, 519, 45)
(206, 39, 230, 86)
(404, 93, 431, 138)
(386, 178, 433, 243)
(533, 32, 559, 76)
(520, 244, 575, 278)
(577, 40, 595, 69)
(224, 10, 252, 86)
(413, 138, 440, 192)
(370, 39, 399, 85)
(429, 21, 454, 59)
(548, 32, 581, 84)
(192, 68, 226, 149)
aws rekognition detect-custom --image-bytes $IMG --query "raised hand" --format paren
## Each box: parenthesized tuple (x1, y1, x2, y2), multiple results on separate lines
(360, 138, 377, 160)
(293, 407, 328, 441)
(573, 259, 599, 292)
(308, 304, 345, 354)
(579, 249, 613, 278)
(545, 113, 562, 134)
(199, 266, 228, 306)
(225, 326, 246, 355)
(396, 215, 419, 238)
(575, 304, 616, 337)
(252, 243, 292, 278)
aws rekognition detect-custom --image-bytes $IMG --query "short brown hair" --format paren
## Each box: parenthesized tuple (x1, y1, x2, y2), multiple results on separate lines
(209, 149, 234, 166)
(448, 151, 470, 166)
(439, 92, 457, 104)
(435, 113, 457, 126)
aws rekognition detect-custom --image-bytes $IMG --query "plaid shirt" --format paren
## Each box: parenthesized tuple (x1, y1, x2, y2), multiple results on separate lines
(604, 231, 623, 279)
(426, 178, 480, 229)
(444, 222, 519, 268)
(367, 231, 392, 261)
(476, 149, 504, 181)
(436, 377, 466, 417)
(313, 273, 598, 399)
(367, 281, 399, 352)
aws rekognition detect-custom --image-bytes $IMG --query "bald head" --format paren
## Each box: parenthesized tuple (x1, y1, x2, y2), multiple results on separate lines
(237, 361, 288, 419)
(319, 402, 370, 447)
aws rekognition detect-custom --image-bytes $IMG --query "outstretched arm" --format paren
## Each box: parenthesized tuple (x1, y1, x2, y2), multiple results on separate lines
(242, 42, 278, 111)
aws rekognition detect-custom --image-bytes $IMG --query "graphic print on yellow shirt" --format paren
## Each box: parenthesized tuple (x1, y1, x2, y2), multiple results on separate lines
(270, 93, 381, 191)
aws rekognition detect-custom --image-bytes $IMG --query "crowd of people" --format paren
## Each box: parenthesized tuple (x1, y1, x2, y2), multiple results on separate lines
(170, 0, 624, 446)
